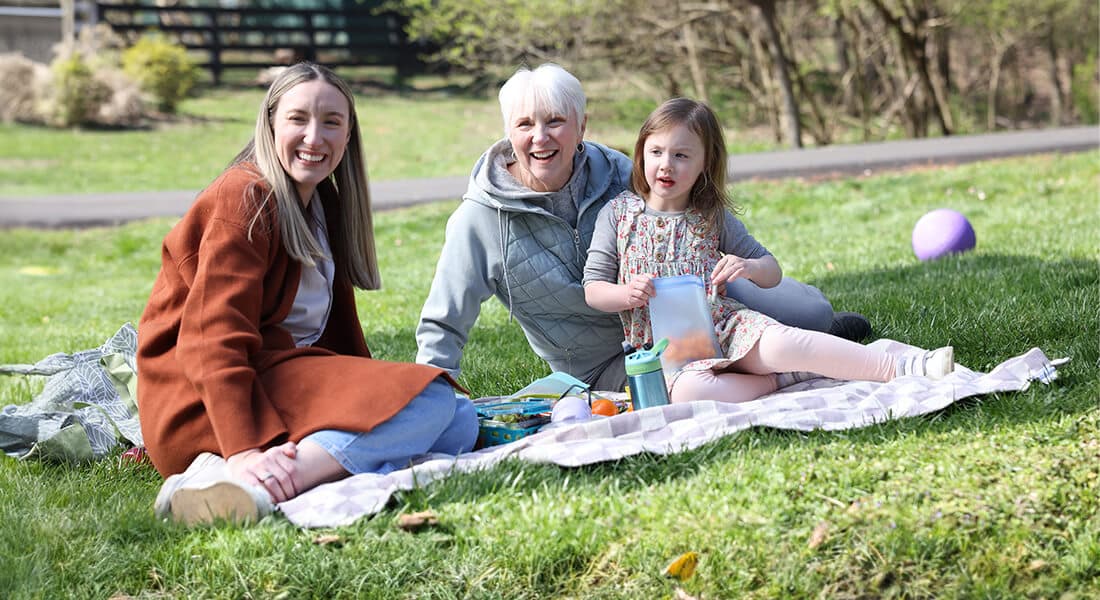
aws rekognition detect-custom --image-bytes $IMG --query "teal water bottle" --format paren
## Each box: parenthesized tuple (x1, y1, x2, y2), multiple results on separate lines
(625, 338, 671, 410)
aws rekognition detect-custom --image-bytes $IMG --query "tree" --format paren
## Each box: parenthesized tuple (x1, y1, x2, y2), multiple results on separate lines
(868, 0, 953, 136)
(390, 0, 610, 88)
(748, 0, 802, 148)
(386, 0, 1096, 143)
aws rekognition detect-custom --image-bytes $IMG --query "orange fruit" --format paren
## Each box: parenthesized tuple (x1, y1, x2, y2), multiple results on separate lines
(591, 398, 619, 417)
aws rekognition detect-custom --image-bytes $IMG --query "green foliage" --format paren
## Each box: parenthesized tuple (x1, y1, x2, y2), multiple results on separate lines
(121, 34, 199, 113)
(392, 0, 1097, 140)
(1071, 57, 1099, 124)
(390, 0, 609, 81)
(46, 53, 111, 127)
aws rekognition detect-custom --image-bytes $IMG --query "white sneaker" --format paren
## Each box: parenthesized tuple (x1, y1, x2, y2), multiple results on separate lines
(896, 346, 955, 380)
(154, 452, 274, 526)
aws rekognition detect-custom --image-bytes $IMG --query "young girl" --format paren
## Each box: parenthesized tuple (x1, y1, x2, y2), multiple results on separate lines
(582, 98, 953, 403)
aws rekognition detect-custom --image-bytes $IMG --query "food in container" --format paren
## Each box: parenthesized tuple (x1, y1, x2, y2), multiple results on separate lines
(648, 274, 722, 377)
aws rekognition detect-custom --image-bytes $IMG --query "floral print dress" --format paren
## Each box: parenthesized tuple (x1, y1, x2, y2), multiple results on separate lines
(608, 191, 777, 380)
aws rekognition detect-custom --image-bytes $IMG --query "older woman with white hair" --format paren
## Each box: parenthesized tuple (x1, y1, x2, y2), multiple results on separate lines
(416, 63, 868, 391)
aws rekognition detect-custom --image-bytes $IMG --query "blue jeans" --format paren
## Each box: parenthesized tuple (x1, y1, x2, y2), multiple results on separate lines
(304, 378, 478, 475)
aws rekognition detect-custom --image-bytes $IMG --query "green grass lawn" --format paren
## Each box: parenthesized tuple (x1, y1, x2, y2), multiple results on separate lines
(0, 88, 504, 197)
(0, 84, 781, 198)
(0, 151, 1097, 598)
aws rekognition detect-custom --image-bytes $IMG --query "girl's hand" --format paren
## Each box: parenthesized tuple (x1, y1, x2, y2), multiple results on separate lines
(226, 442, 300, 503)
(711, 254, 751, 289)
(622, 273, 656, 309)
(711, 254, 783, 290)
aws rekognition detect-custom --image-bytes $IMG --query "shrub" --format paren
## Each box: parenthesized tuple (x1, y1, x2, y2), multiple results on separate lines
(78, 23, 128, 72)
(95, 67, 146, 127)
(0, 53, 49, 124)
(121, 34, 199, 113)
(45, 52, 111, 127)
(75, 25, 146, 126)
(4, 26, 147, 128)
(1071, 57, 1098, 124)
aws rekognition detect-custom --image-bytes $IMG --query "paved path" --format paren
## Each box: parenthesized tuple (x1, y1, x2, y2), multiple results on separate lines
(1, 126, 1095, 229)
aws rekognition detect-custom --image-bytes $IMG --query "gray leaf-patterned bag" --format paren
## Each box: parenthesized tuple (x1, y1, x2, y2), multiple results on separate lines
(0, 323, 141, 462)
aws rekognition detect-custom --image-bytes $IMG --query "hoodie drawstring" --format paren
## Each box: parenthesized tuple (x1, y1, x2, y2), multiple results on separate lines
(498, 206, 515, 323)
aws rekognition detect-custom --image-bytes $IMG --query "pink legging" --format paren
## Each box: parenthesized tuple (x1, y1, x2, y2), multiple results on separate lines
(669, 324, 897, 404)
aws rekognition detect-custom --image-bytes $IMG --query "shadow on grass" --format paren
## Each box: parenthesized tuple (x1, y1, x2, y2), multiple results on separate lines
(158, 111, 251, 126)
(6, 120, 156, 133)
(804, 252, 1097, 373)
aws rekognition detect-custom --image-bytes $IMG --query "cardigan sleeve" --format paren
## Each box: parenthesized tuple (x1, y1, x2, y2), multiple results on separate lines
(718, 211, 771, 259)
(581, 200, 621, 286)
(174, 179, 289, 457)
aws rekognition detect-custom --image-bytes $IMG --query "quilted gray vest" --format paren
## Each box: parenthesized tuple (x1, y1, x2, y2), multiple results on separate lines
(496, 204, 626, 375)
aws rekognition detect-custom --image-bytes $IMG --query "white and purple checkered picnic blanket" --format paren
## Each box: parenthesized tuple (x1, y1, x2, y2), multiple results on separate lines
(279, 340, 1066, 528)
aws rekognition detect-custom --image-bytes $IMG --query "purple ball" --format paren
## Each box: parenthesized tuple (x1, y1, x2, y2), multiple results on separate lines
(911, 209, 976, 261)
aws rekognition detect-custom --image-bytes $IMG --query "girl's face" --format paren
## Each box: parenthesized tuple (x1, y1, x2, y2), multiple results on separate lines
(506, 103, 586, 193)
(642, 123, 706, 211)
(272, 79, 350, 204)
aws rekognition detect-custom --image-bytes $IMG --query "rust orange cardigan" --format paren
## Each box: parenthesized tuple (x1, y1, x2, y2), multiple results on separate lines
(137, 165, 450, 477)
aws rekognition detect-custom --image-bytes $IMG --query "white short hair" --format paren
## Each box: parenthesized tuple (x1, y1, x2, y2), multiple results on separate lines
(498, 63, 586, 135)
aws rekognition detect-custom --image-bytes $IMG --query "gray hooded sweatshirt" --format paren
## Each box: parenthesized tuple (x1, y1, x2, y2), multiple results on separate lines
(415, 139, 634, 390)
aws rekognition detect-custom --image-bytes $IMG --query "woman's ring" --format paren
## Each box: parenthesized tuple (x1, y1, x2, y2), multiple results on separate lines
(260, 472, 275, 481)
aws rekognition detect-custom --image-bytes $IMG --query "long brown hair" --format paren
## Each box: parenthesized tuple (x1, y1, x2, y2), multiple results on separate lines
(631, 98, 738, 231)
(232, 62, 379, 290)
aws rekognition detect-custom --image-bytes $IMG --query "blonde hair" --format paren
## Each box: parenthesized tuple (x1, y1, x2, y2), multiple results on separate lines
(631, 98, 738, 231)
(232, 62, 379, 290)
(498, 63, 586, 136)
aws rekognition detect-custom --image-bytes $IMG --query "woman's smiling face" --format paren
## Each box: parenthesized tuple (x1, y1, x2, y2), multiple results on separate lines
(272, 79, 350, 203)
(506, 102, 586, 193)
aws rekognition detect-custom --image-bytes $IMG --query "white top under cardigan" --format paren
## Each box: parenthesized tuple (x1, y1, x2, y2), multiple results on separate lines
(282, 195, 335, 347)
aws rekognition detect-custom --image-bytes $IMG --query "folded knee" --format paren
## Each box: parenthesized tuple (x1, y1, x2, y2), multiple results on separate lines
(668, 370, 717, 403)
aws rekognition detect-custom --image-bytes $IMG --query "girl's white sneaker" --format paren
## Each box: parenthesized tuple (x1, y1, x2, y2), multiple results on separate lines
(896, 346, 955, 380)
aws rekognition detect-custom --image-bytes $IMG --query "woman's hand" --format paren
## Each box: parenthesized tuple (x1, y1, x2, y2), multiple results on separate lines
(226, 442, 300, 503)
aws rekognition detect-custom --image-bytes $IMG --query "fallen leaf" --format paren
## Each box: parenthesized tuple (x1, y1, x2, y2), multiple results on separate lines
(1026, 559, 1048, 572)
(118, 446, 149, 466)
(313, 534, 343, 547)
(397, 510, 439, 531)
(19, 266, 58, 276)
(663, 551, 698, 580)
(808, 521, 830, 549)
